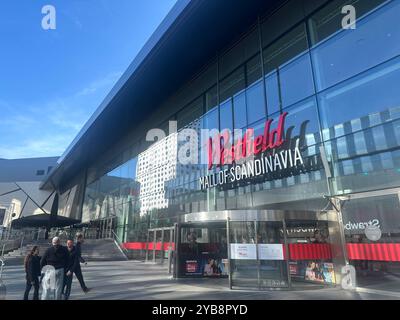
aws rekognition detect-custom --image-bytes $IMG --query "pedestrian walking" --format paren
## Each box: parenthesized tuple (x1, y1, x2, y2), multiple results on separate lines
(23, 246, 41, 300)
(40, 237, 68, 300)
(75, 233, 91, 293)
(62, 239, 78, 300)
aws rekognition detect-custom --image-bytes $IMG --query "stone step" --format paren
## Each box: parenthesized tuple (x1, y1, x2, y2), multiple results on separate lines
(9, 239, 128, 262)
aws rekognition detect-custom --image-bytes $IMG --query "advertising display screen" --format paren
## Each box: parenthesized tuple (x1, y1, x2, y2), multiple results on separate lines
(290, 261, 336, 284)
(179, 224, 229, 277)
(183, 257, 229, 277)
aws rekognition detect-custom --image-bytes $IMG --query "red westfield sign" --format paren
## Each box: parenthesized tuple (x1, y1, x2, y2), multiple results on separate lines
(207, 112, 288, 169)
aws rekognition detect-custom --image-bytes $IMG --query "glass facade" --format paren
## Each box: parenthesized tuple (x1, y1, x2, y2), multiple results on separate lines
(59, 0, 400, 291)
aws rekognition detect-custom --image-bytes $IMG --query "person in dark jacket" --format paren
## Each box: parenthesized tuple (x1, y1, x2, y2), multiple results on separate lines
(75, 233, 91, 293)
(40, 237, 69, 300)
(62, 239, 78, 300)
(23, 246, 41, 300)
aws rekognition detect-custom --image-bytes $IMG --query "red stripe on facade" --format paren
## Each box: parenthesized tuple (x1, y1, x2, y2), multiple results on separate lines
(346, 243, 400, 261)
(288, 244, 332, 260)
(122, 242, 175, 251)
(122, 242, 400, 262)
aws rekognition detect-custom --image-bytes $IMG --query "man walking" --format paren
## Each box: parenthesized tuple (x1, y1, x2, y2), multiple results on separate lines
(62, 239, 78, 300)
(40, 237, 68, 300)
(75, 233, 91, 293)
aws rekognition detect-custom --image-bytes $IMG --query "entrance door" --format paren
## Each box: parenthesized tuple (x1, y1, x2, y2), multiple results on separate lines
(145, 227, 176, 269)
(227, 210, 343, 290)
(286, 219, 336, 288)
(178, 210, 345, 290)
(229, 220, 288, 289)
(258, 221, 289, 289)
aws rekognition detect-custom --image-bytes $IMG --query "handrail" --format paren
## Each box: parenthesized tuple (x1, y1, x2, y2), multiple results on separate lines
(0, 244, 5, 260)
(0, 259, 4, 279)
(111, 230, 129, 257)
(19, 235, 25, 255)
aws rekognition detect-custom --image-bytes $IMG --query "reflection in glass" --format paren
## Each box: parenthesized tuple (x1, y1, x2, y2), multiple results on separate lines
(279, 53, 315, 108)
(318, 56, 400, 138)
(233, 91, 247, 129)
(265, 71, 280, 115)
(311, 1, 400, 91)
(219, 66, 245, 103)
(219, 99, 233, 132)
(308, 0, 386, 45)
(246, 80, 265, 125)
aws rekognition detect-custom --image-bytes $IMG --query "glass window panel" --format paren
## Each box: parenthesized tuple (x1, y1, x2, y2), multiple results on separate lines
(233, 90, 247, 129)
(246, 80, 265, 125)
(381, 152, 394, 169)
(277, 97, 321, 147)
(318, 56, 400, 138)
(308, 0, 387, 45)
(350, 118, 362, 132)
(219, 99, 233, 132)
(372, 126, 388, 150)
(342, 160, 355, 175)
(219, 66, 245, 103)
(200, 109, 219, 163)
(311, 1, 400, 90)
(336, 137, 349, 158)
(279, 53, 315, 107)
(246, 54, 262, 86)
(205, 85, 217, 112)
(265, 71, 280, 115)
(360, 157, 374, 172)
(219, 27, 259, 79)
(261, 0, 305, 48)
(263, 24, 308, 75)
(353, 132, 368, 154)
(177, 96, 204, 129)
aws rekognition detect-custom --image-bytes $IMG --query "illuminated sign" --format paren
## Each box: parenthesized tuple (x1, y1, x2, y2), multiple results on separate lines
(199, 112, 306, 190)
(207, 112, 288, 170)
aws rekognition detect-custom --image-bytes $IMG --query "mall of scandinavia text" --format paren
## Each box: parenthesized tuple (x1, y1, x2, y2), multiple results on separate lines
(152, 304, 248, 317)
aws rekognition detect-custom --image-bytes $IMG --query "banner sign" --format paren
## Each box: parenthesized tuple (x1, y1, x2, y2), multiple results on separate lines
(230, 243, 257, 260)
(258, 244, 285, 260)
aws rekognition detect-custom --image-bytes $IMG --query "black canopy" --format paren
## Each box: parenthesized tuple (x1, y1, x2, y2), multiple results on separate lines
(11, 214, 80, 229)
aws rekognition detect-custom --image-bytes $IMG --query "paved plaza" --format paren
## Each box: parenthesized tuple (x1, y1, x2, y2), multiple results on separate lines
(2, 260, 400, 300)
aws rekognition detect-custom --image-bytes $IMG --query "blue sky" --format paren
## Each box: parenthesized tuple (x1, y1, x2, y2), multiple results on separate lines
(0, 0, 176, 159)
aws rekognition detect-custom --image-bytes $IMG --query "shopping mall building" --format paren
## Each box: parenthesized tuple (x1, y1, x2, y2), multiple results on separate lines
(37, 0, 400, 291)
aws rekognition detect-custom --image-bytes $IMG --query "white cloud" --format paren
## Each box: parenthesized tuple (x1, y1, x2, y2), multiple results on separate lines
(76, 71, 122, 97)
(0, 133, 73, 159)
(0, 71, 122, 159)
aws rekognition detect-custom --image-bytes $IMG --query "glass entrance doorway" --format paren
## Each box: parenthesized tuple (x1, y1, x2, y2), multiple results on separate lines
(178, 210, 346, 290)
(286, 219, 335, 288)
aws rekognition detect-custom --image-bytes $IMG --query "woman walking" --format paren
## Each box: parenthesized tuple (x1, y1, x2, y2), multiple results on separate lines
(23, 246, 41, 300)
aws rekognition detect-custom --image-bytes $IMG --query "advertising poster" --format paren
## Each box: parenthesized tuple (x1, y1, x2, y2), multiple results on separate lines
(289, 262, 299, 276)
(184, 257, 229, 277)
(304, 262, 336, 284)
(289, 261, 336, 284)
(202, 258, 229, 277)
(258, 244, 285, 260)
(185, 260, 202, 276)
(230, 244, 257, 260)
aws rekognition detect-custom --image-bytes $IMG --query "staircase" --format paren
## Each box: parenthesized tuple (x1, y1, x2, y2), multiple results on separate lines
(2, 239, 127, 265)
(1, 240, 51, 265)
(80, 239, 128, 261)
